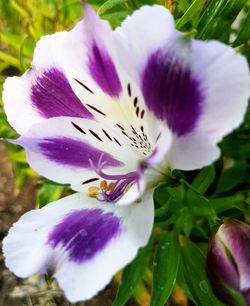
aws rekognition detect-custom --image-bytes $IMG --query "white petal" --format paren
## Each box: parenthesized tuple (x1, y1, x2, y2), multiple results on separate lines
(3, 73, 41, 134)
(192, 40, 249, 141)
(168, 40, 250, 170)
(3, 192, 154, 302)
(3, 32, 92, 134)
(114, 5, 177, 83)
(32, 31, 67, 68)
(3, 32, 66, 134)
(167, 132, 220, 171)
(14, 116, 143, 188)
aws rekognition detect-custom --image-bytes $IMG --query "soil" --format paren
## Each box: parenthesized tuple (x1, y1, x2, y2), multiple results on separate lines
(0, 143, 136, 306)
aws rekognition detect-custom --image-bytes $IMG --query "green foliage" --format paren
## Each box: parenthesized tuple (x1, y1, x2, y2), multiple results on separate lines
(36, 179, 69, 208)
(179, 238, 224, 306)
(112, 239, 152, 306)
(151, 229, 180, 306)
(0, 0, 250, 305)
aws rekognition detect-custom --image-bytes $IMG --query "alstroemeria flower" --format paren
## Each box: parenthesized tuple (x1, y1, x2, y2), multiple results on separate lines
(207, 220, 250, 306)
(2, 3, 249, 302)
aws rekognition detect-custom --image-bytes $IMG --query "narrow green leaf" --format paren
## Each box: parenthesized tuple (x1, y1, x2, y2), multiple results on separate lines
(209, 193, 247, 214)
(0, 51, 20, 68)
(191, 166, 215, 195)
(233, 9, 250, 46)
(0, 33, 20, 51)
(19, 35, 29, 72)
(180, 238, 224, 306)
(176, 0, 206, 29)
(36, 184, 65, 208)
(197, 0, 247, 40)
(112, 240, 152, 306)
(150, 230, 180, 306)
(10, 0, 29, 17)
(215, 158, 246, 194)
(98, 0, 127, 15)
(178, 0, 192, 13)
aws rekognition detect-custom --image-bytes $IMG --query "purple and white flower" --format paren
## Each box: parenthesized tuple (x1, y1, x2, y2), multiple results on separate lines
(2, 2, 249, 302)
(206, 220, 250, 305)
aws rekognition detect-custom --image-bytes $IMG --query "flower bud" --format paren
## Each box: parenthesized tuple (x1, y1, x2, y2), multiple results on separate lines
(206, 220, 250, 306)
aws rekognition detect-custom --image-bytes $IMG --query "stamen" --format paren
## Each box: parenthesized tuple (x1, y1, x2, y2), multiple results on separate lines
(124, 183, 132, 193)
(108, 182, 115, 191)
(87, 154, 140, 203)
(100, 180, 107, 190)
(87, 186, 100, 197)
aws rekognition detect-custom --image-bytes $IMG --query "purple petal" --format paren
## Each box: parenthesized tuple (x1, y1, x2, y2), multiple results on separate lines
(18, 136, 123, 168)
(47, 209, 122, 262)
(88, 43, 122, 97)
(219, 220, 250, 291)
(243, 291, 250, 306)
(207, 234, 240, 291)
(31, 68, 93, 119)
(141, 49, 203, 136)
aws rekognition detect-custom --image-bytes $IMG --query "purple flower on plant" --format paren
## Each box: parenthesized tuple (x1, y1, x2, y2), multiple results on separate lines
(2, 2, 250, 302)
(206, 220, 250, 306)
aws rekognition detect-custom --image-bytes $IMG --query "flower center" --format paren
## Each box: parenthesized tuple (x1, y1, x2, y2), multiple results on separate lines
(87, 154, 140, 203)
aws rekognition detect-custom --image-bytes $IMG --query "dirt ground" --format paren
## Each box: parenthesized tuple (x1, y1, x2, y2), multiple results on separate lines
(0, 143, 137, 306)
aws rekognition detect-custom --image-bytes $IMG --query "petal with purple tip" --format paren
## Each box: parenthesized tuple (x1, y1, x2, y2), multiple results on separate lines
(13, 116, 141, 188)
(115, 5, 249, 171)
(218, 220, 250, 291)
(31, 137, 122, 169)
(62, 3, 122, 100)
(207, 233, 240, 291)
(3, 31, 93, 135)
(3, 192, 154, 302)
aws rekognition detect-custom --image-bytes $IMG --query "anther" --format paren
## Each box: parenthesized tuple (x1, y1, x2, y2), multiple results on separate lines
(100, 180, 107, 190)
(87, 186, 100, 198)
(107, 182, 115, 191)
(124, 184, 132, 193)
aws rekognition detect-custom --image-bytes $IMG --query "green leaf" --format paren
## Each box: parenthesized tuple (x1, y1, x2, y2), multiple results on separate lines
(98, 0, 127, 15)
(36, 183, 65, 208)
(150, 230, 180, 306)
(0, 51, 20, 68)
(176, 0, 206, 29)
(209, 193, 247, 214)
(191, 166, 215, 195)
(179, 238, 224, 306)
(197, 0, 247, 40)
(10, 0, 30, 18)
(215, 158, 247, 194)
(112, 239, 152, 306)
(233, 9, 250, 46)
